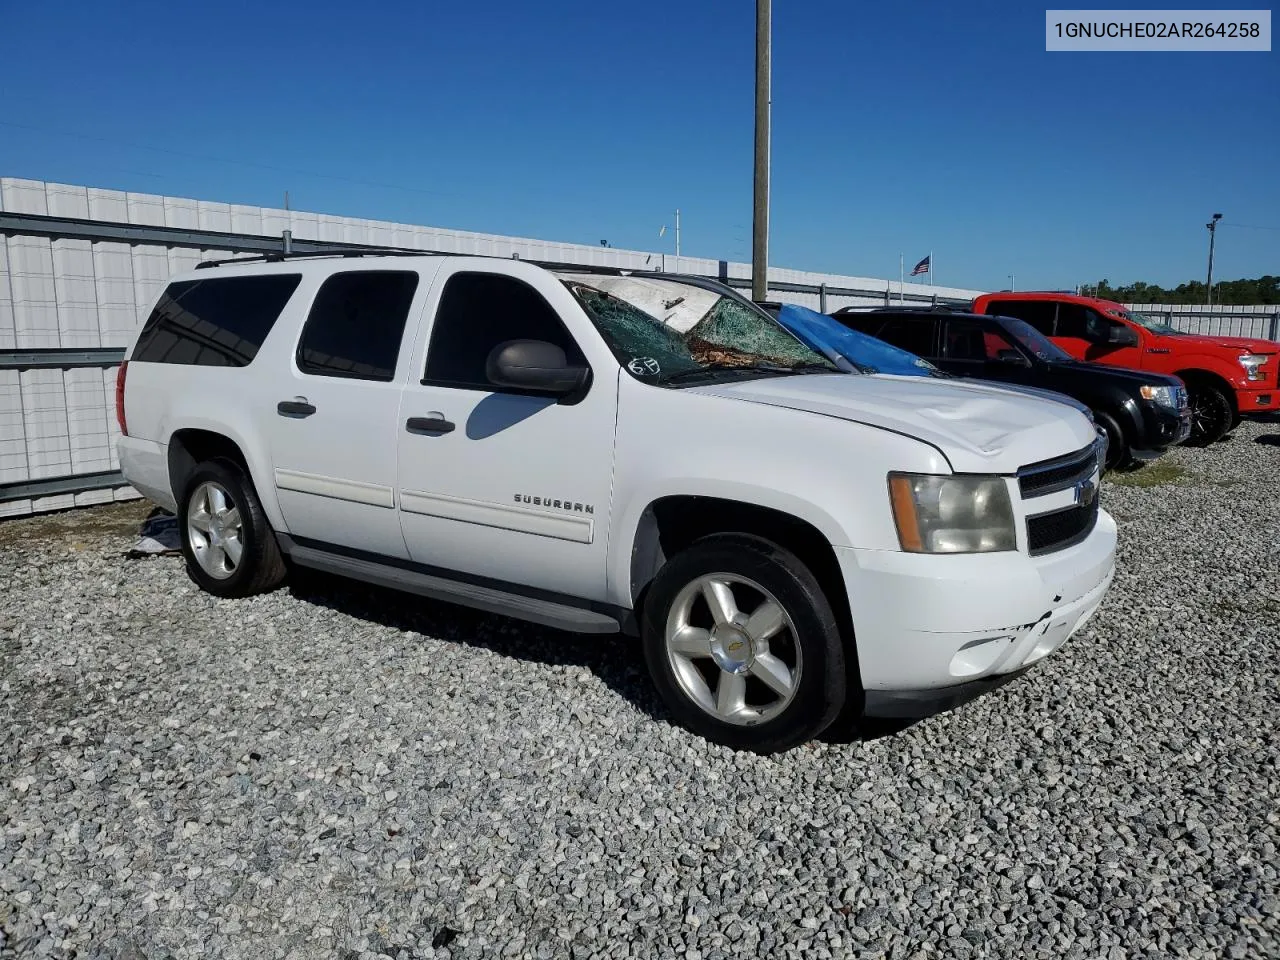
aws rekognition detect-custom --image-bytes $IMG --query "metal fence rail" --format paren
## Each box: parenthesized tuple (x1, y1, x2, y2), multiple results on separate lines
(2, 188, 1277, 514)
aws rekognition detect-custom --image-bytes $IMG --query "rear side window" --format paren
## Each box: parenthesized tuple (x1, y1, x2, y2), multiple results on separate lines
(872, 317, 937, 357)
(423, 272, 585, 390)
(132, 274, 302, 366)
(985, 300, 1056, 334)
(297, 271, 420, 381)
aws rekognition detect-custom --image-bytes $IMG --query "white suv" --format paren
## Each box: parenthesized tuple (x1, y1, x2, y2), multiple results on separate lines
(116, 252, 1116, 752)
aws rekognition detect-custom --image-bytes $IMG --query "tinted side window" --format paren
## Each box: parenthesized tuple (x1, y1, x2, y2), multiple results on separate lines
(424, 272, 586, 389)
(297, 271, 420, 381)
(944, 320, 1018, 361)
(942, 319, 989, 361)
(133, 274, 301, 366)
(872, 317, 936, 357)
(986, 300, 1056, 334)
(1054, 304, 1105, 340)
(832, 312, 879, 334)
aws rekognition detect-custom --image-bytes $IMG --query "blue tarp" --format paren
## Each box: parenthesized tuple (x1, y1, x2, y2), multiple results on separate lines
(774, 304, 939, 378)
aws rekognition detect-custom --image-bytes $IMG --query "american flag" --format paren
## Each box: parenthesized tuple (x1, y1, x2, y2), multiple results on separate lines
(910, 255, 931, 276)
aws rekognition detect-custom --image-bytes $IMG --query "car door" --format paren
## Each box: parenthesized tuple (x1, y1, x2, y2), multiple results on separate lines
(935, 317, 1027, 383)
(395, 262, 619, 601)
(264, 265, 439, 559)
(1068, 306, 1147, 370)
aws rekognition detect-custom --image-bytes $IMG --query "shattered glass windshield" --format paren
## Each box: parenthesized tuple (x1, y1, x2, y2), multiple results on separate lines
(559, 273, 841, 387)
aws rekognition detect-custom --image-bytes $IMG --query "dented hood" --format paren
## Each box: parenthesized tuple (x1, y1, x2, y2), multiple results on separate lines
(690, 373, 1096, 474)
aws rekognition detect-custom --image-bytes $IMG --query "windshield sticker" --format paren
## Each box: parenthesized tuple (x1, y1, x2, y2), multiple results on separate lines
(628, 357, 661, 376)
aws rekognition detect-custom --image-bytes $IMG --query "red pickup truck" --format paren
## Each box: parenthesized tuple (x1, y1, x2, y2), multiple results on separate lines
(971, 292, 1278, 445)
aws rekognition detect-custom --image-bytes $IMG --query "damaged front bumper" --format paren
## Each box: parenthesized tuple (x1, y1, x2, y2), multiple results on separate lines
(836, 509, 1118, 716)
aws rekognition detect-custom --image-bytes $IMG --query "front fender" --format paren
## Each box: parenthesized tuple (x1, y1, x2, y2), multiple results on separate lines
(1169, 353, 1248, 391)
(605, 379, 945, 606)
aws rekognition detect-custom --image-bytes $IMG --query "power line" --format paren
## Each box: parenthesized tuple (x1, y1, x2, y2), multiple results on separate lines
(1220, 222, 1280, 232)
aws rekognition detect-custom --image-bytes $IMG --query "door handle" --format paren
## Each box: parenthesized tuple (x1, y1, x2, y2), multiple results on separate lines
(406, 415, 455, 435)
(277, 399, 317, 418)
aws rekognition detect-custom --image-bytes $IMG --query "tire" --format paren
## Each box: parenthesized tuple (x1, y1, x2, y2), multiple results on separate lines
(640, 533, 847, 753)
(179, 458, 286, 598)
(1094, 411, 1131, 472)
(1186, 382, 1234, 446)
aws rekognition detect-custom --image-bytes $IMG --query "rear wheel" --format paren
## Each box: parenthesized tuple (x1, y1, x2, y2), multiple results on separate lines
(641, 534, 847, 753)
(180, 458, 286, 598)
(1187, 382, 1234, 446)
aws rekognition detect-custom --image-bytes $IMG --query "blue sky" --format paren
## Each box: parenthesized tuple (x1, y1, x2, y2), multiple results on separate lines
(1, 0, 1276, 291)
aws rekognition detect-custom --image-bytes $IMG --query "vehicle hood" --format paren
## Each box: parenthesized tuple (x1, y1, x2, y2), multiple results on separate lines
(1053, 359, 1185, 387)
(959, 378, 1093, 417)
(690, 374, 1097, 473)
(1153, 332, 1277, 354)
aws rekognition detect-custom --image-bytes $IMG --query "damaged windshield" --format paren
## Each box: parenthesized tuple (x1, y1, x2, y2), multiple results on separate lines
(559, 273, 843, 386)
(1127, 311, 1182, 335)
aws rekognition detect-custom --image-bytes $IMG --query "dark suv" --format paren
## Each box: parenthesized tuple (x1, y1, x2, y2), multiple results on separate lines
(832, 307, 1192, 470)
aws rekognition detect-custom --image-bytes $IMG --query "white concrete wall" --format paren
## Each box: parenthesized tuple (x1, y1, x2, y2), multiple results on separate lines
(2, 176, 1276, 518)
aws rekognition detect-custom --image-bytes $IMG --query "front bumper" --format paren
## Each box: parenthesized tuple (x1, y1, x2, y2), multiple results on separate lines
(1237, 385, 1279, 412)
(863, 669, 1031, 719)
(837, 509, 1117, 714)
(1133, 401, 1191, 458)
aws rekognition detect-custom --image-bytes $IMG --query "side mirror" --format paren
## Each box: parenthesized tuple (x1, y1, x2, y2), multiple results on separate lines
(485, 339, 590, 396)
(1106, 325, 1140, 347)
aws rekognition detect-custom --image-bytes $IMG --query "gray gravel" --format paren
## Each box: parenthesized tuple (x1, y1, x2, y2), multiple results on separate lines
(3, 421, 1280, 960)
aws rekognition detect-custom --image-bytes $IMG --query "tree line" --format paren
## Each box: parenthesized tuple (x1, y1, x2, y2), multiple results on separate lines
(1082, 276, 1279, 305)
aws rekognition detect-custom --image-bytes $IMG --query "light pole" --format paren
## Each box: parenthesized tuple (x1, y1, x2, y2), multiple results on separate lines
(751, 0, 771, 302)
(1205, 212, 1222, 306)
(1008, 273, 1015, 292)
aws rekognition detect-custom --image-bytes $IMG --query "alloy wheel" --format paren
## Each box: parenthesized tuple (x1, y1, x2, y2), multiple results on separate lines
(186, 481, 244, 580)
(664, 573, 802, 726)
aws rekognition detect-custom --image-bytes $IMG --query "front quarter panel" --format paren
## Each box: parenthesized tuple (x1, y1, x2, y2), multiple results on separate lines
(606, 374, 947, 606)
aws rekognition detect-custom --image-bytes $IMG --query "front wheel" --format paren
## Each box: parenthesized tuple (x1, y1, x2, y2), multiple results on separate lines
(1187, 382, 1234, 446)
(1094, 411, 1131, 472)
(641, 534, 847, 753)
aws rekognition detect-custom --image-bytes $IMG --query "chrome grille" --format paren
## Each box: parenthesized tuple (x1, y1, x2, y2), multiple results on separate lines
(1173, 384, 1189, 411)
(1017, 437, 1104, 555)
(1017, 439, 1103, 499)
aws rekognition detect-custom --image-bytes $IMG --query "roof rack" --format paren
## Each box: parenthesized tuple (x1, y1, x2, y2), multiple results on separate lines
(834, 303, 968, 314)
(194, 247, 440, 270)
(526, 260, 630, 277)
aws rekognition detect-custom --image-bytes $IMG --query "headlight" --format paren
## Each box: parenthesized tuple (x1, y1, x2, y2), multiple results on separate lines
(888, 473, 1016, 554)
(1239, 354, 1268, 381)
(1140, 384, 1179, 409)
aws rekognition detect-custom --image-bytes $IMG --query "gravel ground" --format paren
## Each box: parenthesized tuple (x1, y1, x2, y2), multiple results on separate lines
(3, 421, 1279, 960)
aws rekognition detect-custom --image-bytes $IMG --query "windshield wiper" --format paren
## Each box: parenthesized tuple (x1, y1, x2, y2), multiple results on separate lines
(663, 362, 832, 384)
(787, 362, 842, 374)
